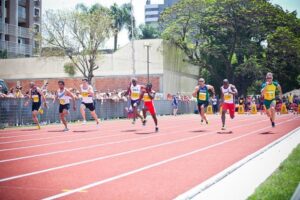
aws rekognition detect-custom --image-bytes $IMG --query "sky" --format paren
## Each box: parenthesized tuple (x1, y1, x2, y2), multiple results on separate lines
(43, 0, 300, 49)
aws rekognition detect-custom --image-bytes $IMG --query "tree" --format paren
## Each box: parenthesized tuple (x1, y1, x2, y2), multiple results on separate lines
(160, 0, 300, 95)
(138, 24, 160, 39)
(110, 3, 133, 51)
(42, 4, 112, 83)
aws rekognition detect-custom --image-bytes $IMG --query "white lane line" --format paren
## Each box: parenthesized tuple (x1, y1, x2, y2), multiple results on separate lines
(0, 116, 205, 151)
(0, 116, 287, 182)
(0, 116, 273, 163)
(42, 116, 299, 200)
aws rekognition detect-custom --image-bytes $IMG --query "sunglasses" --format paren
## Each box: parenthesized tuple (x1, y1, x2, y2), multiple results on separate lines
(266, 77, 272, 79)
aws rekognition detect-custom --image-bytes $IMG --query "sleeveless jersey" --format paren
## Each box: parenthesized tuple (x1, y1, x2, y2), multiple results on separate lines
(221, 86, 234, 104)
(197, 85, 209, 102)
(261, 81, 279, 101)
(57, 89, 70, 105)
(143, 90, 155, 102)
(130, 84, 142, 101)
(31, 87, 41, 103)
(80, 84, 94, 103)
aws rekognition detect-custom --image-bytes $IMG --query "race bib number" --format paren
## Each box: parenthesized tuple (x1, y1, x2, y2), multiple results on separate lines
(265, 91, 274, 99)
(59, 99, 65, 105)
(81, 92, 89, 97)
(198, 93, 206, 101)
(131, 93, 139, 99)
(32, 95, 39, 103)
(224, 94, 232, 101)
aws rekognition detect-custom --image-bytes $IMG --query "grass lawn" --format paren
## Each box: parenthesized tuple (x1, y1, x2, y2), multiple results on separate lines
(248, 144, 300, 200)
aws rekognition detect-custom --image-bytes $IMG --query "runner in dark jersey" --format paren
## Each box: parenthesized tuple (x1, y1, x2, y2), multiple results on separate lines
(24, 82, 47, 129)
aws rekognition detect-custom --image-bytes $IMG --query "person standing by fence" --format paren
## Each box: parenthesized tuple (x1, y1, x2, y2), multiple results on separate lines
(54, 81, 76, 131)
(211, 95, 218, 114)
(172, 93, 179, 116)
(24, 82, 47, 129)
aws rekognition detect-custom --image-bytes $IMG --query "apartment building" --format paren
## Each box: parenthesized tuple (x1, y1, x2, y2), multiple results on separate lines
(145, 0, 179, 26)
(0, 0, 41, 57)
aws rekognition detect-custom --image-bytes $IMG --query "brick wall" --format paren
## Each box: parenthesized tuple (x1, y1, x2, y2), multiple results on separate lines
(5, 75, 161, 93)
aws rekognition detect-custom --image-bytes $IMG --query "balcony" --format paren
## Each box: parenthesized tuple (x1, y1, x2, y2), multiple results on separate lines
(0, 22, 33, 38)
(0, 40, 32, 56)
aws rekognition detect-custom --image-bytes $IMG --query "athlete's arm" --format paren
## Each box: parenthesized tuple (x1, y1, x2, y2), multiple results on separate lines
(277, 84, 283, 100)
(88, 86, 94, 97)
(207, 85, 215, 97)
(220, 87, 224, 104)
(66, 89, 76, 110)
(37, 88, 47, 107)
(148, 90, 156, 99)
(192, 86, 199, 97)
(230, 84, 238, 96)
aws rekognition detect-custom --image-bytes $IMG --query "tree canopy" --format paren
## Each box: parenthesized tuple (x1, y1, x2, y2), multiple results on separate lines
(160, 0, 300, 94)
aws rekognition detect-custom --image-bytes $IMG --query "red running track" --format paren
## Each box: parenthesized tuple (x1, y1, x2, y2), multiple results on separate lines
(0, 114, 299, 200)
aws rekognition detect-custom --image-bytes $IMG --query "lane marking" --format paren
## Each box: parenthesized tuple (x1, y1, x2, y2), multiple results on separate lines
(0, 116, 275, 163)
(42, 116, 299, 200)
(0, 116, 291, 182)
(62, 189, 87, 193)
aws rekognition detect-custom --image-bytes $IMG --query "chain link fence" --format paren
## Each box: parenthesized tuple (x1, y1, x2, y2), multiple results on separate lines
(0, 99, 197, 127)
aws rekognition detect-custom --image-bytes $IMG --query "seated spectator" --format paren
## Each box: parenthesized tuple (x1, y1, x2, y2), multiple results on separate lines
(15, 86, 24, 98)
(0, 85, 7, 98)
(7, 87, 15, 98)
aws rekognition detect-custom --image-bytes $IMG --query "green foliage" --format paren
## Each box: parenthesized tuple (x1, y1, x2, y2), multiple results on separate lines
(160, 0, 300, 95)
(138, 24, 160, 39)
(110, 3, 134, 51)
(0, 50, 8, 59)
(297, 74, 300, 86)
(248, 144, 300, 200)
(64, 62, 76, 77)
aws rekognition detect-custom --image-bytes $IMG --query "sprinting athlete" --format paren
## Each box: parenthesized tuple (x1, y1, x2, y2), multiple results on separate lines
(192, 78, 215, 124)
(261, 72, 282, 127)
(80, 78, 100, 125)
(220, 79, 238, 130)
(24, 82, 47, 129)
(54, 81, 76, 131)
(141, 83, 159, 132)
(125, 78, 145, 124)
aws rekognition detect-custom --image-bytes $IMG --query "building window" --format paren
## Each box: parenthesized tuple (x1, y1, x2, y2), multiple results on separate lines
(34, 8, 40, 17)
(34, 24, 40, 33)
(18, 6, 26, 19)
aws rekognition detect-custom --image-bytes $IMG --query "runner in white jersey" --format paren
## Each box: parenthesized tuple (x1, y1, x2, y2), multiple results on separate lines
(80, 78, 100, 125)
(125, 78, 145, 124)
(220, 79, 238, 130)
(53, 80, 76, 131)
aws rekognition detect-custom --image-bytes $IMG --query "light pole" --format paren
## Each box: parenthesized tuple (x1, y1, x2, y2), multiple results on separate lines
(144, 42, 151, 84)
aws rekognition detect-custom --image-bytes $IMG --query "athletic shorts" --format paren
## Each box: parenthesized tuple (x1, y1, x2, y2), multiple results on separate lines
(222, 103, 235, 118)
(131, 99, 140, 107)
(264, 99, 276, 110)
(81, 102, 95, 111)
(32, 102, 41, 112)
(144, 101, 156, 115)
(59, 104, 70, 113)
(197, 101, 209, 110)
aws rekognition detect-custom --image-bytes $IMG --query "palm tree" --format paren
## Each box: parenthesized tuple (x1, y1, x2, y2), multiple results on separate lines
(110, 3, 133, 51)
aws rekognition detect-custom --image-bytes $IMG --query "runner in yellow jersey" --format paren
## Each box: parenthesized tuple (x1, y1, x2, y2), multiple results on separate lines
(261, 72, 282, 127)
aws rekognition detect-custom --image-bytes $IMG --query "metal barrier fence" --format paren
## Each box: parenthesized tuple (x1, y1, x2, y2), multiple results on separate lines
(0, 99, 197, 127)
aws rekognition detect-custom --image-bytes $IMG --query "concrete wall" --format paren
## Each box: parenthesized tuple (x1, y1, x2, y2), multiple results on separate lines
(162, 41, 199, 96)
(0, 39, 164, 79)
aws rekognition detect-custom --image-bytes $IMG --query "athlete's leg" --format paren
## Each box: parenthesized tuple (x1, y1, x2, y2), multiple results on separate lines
(32, 110, 40, 129)
(60, 109, 68, 129)
(80, 104, 87, 122)
(90, 110, 100, 124)
(200, 105, 208, 123)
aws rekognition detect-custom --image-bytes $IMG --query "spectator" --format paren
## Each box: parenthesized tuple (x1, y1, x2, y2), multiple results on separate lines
(7, 88, 15, 98)
(211, 95, 218, 114)
(172, 93, 179, 116)
(0, 85, 7, 98)
(288, 93, 293, 104)
(15, 86, 24, 98)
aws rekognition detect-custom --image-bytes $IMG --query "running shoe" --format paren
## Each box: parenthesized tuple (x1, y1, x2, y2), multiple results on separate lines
(272, 122, 275, 127)
(82, 120, 87, 125)
(142, 120, 147, 126)
(221, 126, 226, 130)
(201, 119, 203, 124)
(206, 120, 209, 125)
(63, 127, 69, 132)
(37, 125, 41, 129)
(155, 127, 159, 132)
